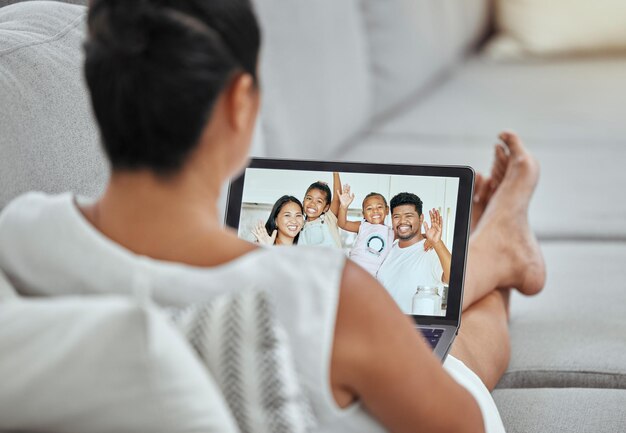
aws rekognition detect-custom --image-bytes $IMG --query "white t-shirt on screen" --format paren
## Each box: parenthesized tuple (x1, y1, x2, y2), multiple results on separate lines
(376, 238, 444, 313)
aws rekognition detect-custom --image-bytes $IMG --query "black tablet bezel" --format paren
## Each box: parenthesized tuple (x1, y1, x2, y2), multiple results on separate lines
(225, 158, 474, 327)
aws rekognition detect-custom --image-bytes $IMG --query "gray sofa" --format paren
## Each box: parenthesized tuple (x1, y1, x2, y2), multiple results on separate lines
(1, 1, 625, 432)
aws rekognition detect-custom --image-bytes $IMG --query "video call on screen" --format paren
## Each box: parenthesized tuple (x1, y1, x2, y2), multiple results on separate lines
(238, 168, 460, 317)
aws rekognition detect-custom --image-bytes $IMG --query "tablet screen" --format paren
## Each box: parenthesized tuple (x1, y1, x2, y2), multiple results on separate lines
(227, 160, 473, 321)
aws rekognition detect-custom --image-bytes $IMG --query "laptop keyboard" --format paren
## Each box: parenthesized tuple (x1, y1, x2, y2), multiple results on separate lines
(420, 328, 444, 349)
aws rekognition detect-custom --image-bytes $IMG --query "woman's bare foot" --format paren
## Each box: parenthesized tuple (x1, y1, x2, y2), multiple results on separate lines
(471, 143, 510, 232)
(472, 132, 546, 296)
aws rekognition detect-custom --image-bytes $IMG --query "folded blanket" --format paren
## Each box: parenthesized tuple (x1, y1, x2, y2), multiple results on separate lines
(168, 289, 315, 433)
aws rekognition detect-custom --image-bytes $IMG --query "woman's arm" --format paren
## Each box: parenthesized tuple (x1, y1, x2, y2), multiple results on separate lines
(330, 261, 484, 433)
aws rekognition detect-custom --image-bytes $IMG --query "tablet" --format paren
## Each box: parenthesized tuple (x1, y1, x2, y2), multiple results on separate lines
(226, 158, 474, 327)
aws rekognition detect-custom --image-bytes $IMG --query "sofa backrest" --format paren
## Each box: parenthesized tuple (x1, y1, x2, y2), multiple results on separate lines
(0, 0, 492, 208)
(251, 0, 372, 158)
(251, 0, 491, 156)
(361, 0, 491, 120)
(0, 1, 108, 209)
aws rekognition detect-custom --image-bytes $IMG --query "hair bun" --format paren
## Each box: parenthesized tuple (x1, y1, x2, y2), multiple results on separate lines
(88, 0, 160, 57)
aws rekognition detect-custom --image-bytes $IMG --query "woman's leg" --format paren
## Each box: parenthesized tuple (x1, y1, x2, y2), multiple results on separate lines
(450, 289, 511, 390)
(448, 132, 546, 389)
(461, 132, 546, 311)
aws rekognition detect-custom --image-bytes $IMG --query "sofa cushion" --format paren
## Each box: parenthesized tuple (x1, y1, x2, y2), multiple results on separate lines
(1, 0, 87, 8)
(495, 242, 626, 389)
(0, 1, 108, 210)
(0, 0, 88, 8)
(368, 57, 626, 144)
(340, 134, 626, 241)
(0, 269, 17, 300)
(0, 295, 238, 433)
(493, 388, 626, 433)
(251, 0, 371, 158)
(339, 57, 626, 239)
(362, 0, 490, 117)
(488, 0, 626, 59)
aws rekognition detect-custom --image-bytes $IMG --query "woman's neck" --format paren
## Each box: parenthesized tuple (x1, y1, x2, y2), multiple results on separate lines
(100, 169, 222, 226)
(79, 168, 253, 265)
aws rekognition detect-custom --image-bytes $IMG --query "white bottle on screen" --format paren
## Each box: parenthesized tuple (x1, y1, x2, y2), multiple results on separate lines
(411, 286, 442, 316)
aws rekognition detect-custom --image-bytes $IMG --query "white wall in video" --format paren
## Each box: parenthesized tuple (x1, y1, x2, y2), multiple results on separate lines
(238, 168, 459, 317)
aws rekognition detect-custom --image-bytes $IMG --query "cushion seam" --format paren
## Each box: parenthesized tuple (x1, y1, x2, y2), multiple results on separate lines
(504, 369, 626, 376)
(497, 370, 626, 390)
(0, 11, 85, 58)
(364, 131, 626, 146)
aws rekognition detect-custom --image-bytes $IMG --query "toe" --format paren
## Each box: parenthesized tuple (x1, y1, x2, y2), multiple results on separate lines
(491, 162, 505, 184)
(499, 131, 540, 182)
(499, 131, 525, 156)
(489, 144, 508, 183)
(495, 143, 509, 164)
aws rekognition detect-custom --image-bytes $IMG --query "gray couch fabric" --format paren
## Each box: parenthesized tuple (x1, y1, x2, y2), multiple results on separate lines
(340, 57, 626, 240)
(493, 388, 626, 433)
(0, 1, 107, 209)
(498, 242, 626, 389)
(371, 58, 626, 145)
(362, 0, 490, 117)
(341, 133, 626, 241)
(251, 0, 372, 159)
(0, 0, 86, 7)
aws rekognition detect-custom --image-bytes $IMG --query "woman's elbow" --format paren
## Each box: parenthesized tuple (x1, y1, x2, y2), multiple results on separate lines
(453, 389, 485, 433)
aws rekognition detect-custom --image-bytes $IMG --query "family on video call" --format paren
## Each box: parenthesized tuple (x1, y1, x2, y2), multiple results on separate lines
(248, 172, 451, 316)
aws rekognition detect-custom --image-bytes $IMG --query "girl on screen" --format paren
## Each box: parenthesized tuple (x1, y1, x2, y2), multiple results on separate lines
(298, 173, 343, 247)
(251, 195, 304, 245)
(337, 185, 394, 276)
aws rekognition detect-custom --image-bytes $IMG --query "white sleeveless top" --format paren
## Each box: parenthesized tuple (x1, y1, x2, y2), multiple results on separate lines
(0, 192, 504, 433)
(0, 192, 385, 432)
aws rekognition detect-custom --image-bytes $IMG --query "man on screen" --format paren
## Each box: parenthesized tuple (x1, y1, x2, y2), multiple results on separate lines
(377, 192, 451, 314)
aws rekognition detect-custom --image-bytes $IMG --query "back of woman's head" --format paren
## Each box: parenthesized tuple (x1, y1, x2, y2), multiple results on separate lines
(84, 0, 260, 176)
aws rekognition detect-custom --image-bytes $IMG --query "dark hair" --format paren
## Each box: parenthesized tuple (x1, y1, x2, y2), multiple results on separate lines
(305, 182, 332, 206)
(390, 192, 423, 215)
(265, 196, 304, 244)
(362, 192, 388, 209)
(84, 0, 261, 176)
